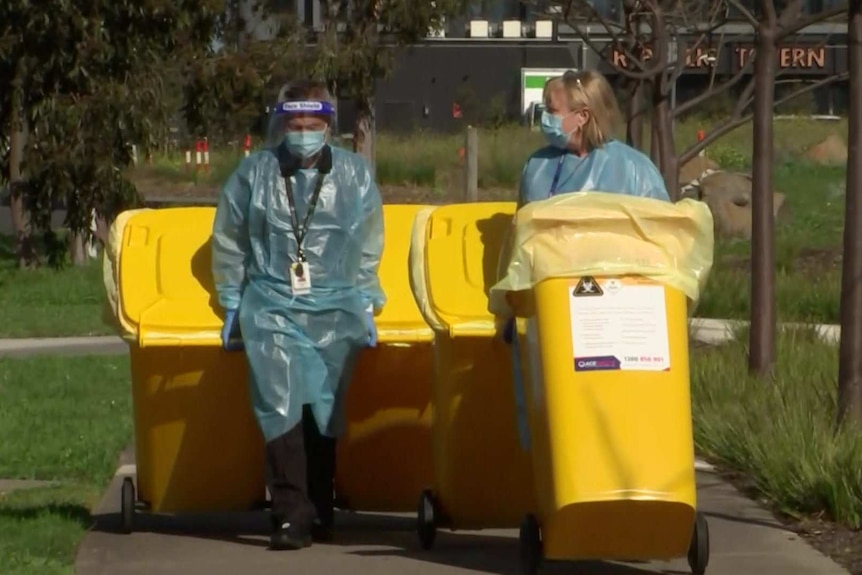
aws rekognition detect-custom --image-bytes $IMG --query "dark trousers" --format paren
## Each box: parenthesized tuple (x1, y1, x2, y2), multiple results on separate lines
(265, 405, 336, 530)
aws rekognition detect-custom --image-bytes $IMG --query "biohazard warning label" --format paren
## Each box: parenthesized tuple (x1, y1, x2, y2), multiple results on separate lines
(572, 276, 603, 297)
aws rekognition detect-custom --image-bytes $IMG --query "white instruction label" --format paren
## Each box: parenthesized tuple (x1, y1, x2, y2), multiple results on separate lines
(569, 277, 670, 372)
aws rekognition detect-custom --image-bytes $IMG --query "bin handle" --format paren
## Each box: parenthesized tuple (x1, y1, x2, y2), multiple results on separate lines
(138, 331, 222, 348)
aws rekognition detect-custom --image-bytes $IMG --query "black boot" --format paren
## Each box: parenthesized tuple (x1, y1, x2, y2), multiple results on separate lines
(265, 422, 315, 551)
(270, 515, 312, 551)
(311, 517, 334, 543)
(304, 406, 337, 543)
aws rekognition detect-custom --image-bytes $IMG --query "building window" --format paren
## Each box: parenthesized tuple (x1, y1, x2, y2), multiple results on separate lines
(526, 0, 621, 23)
(469, 0, 521, 20)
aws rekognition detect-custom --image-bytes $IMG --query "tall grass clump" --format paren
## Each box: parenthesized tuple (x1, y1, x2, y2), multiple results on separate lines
(691, 330, 862, 528)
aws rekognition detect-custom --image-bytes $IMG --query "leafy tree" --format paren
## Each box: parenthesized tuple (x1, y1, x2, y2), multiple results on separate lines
(0, 0, 223, 267)
(182, 0, 309, 147)
(184, 0, 471, 172)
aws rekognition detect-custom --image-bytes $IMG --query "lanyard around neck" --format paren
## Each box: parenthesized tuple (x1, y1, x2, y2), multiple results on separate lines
(282, 173, 325, 263)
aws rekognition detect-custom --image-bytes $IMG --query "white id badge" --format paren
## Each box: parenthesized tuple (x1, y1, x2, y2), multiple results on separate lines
(289, 262, 312, 295)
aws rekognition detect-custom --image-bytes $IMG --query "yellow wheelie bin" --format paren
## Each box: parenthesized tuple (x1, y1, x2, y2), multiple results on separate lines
(409, 201, 537, 549)
(103, 207, 266, 534)
(334, 204, 436, 512)
(488, 192, 715, 575)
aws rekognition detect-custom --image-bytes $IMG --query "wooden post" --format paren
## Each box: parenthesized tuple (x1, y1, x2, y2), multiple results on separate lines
(464, 125, 479, 202)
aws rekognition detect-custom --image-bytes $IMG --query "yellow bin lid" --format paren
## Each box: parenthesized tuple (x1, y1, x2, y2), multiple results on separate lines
(375, 204, 435, 343)
(116, 205, 434, 348)
(423, 202, 516, 334)
(118, 207, 223, 347)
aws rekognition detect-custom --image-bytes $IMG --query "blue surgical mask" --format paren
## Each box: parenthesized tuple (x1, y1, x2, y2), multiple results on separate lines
(284, 129, 328, 159)
(541, 111, 575, 150)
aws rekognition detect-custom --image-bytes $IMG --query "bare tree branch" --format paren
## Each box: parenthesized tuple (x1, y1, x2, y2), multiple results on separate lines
(674, 56, 755, 116)
(563, 0, 663, 79)
(733, 76, 756, 117)
(678, 72, 848, 165)
(763, 0, 778, 27)
(778, 3, 847, 40)
(724, 0, 758, 27)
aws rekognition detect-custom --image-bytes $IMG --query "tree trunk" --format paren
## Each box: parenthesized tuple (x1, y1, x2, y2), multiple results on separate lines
(749, 30, 778, 376)
(648, 74, 679, 200)
(650, 95, 662, 171)
(69, 233, 87, 265)
(626, 81, 644, 151)
(653, 78, 678, 200)
(353, 94, 376, 176)
(8, 83, 38, 269)
(837, 0, 862, 427)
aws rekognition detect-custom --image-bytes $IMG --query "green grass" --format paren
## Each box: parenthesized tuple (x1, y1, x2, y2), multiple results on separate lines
(1, 116, 848, 337)
(691, 330, 862, 529)
(137, 117, 848, 193)
(696, 162, 845, 324)
(0, 355, 132, 574)
(0, 485, 103, 575)
(0, 237, 111, 338)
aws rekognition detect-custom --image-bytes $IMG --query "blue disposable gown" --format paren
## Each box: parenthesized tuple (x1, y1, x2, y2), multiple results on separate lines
(518, 140, 670, 205)
(211, 145, 386, 442)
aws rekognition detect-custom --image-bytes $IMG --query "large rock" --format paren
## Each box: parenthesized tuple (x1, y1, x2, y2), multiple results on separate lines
(804, 134, 847, 166)
(696, 171, 787, 240)
(679, 155, 720, 187)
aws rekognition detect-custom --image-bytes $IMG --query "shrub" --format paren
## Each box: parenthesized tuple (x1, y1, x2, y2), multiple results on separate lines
(691, 331, 862, 528)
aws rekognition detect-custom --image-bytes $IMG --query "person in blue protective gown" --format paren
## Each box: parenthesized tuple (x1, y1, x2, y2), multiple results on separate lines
(519, 70, 670, 206)
(501, 70, 671, 405)
(211, 80, 385, 551)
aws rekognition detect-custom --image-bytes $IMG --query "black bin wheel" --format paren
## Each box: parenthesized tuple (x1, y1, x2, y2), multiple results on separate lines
(519, 514, 543, 575)
(417, 489, 438, 550)
(688, 511, 710, 575)
(121, 477, 135, 534)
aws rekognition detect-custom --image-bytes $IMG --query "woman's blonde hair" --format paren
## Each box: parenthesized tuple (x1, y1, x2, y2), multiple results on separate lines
(542, 76, 564, 109)
(560, 70, 622, 151)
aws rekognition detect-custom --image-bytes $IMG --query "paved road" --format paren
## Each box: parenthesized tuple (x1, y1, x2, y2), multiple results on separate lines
(74, 447, 848, 575)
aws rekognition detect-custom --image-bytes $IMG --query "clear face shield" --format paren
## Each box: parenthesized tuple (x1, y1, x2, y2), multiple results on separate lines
(265, 100, 338, 148)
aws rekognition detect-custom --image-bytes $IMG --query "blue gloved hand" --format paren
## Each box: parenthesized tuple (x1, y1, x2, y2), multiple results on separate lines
(221, 309, 244, 351)
(364, 309, 377, 348)
(502, 318, 515, 345)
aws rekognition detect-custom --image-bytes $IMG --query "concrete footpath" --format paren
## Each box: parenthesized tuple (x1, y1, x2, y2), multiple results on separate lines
(0, 335, 127, 358)
(74, 448, 848, 575)
(0, 327, 848, 574)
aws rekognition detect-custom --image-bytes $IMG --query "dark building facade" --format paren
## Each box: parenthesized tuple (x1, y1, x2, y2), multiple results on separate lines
(261, 0, 850, 133)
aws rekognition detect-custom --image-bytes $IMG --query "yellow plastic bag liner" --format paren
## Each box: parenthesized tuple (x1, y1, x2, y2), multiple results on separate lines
(488, 192, 714, 317)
